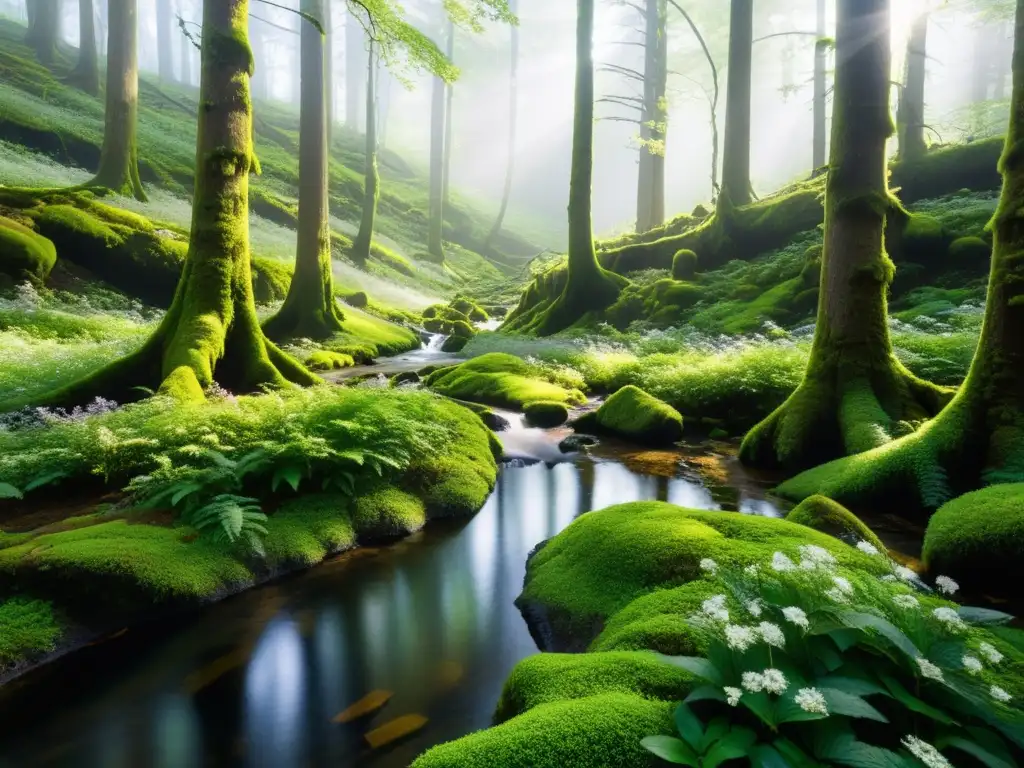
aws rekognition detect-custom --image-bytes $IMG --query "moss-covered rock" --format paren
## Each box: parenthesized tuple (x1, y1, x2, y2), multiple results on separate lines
(424, 353, 586, 410)
(947, 235, 990, 265)
(441, 334, 469, 353)
(344, 291, 369, 308)
(574, 386, 682, 447)
(451, 320, 475, 339)
(523, 400, 569, 428)
(0, 215, 56, 285)
(305, 350, 355, 371)
(922, 484, 1024, 593)
(352, 486, 427, 541)
(252, 257, 293, 303)
(452, 298, 489, 322)
(785, 495, 886, 553)
(671, 248, 698, 280)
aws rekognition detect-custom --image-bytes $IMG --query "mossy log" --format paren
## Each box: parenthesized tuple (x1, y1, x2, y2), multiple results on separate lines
(0, 215, 56, 285)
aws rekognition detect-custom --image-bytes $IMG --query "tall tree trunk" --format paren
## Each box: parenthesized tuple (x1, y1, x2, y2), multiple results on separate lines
(485, 0, 519, 251)
(740, 0, 949, 472)
(157, 0, 173, 81)
(88, 0, 147, 201)
(635, 0, 657, 234)
(649, 0, 668, 230)
(442, 19, 455, 207)
(777, 0, 1024, 513)
(291, 5, 301, 106)
(345, 6, 363, 128)
(70, 0, 100, 95)
(718, 0, 754, 211)
(96, 0, 107, 59)
(32, 0, 317, 409)
(179, 0, 192, 86)
(504, 0, 626, 335)
(896, 12, 928, 163)
(324, 0, 333, 144)
(264, 0, 346, 341)
(351, 40, 378, 265)
(26, 0, 59, 65)
(812, 0, 828, 171)
(427, 37, 446, 261)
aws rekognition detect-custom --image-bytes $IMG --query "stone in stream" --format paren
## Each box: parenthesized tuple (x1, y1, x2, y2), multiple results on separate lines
(558, 434, 599, 453)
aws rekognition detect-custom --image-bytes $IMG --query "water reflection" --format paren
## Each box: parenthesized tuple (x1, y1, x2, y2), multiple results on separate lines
(0, 450, 781, 768)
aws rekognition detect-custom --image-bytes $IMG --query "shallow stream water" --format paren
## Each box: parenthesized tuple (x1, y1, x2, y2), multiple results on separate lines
(0, 414, 785, 768)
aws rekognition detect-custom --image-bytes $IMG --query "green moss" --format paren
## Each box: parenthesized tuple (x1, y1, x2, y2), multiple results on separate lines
(351, 486, 427, 541)
(252, 257, 293, 303)
(494, 651, 693, 723)
(671, 248, 698, 280)
(785, 494, 886, 553)
(320, 305, 420, 361)
(305, 350, 355, 371)
(451, 320, 475, 339)
(0, 597, 62, 668)
(343, 291, 369, 308)
(947, 235, 990, 264)
(412, 693, 673, 768)
(922, 484, 1024, 593)
(452, 298, 489, 322)
(575, 385, 682, 446)
(424, 353, 586, 410)
(441, 334, 469, 353)
(523, 400, 570, 428)
(0, 215, 56, 285)
(263, 494, 356, 567)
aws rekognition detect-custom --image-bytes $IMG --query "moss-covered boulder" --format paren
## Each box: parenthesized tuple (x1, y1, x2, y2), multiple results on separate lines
(948, 235, 990, 266)
(352, 487, 427, 541)
(671, 248, 698, 280)
(441, 335, 469, 353)
(785, 495, 886, 553)
(523, 400, 569, 428)
(923, 484, 1024, 593)
(452, 298, 489, 322)
(573, 386, 682, 447)
(344, 291, 369, 308)
(305, 350, 355, 371)
(0, 216, 56, 285)
(424, 353, 586, 410)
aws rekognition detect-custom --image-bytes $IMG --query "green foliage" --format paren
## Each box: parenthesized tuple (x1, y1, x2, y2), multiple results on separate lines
(0, 215, 56, 285)
(424, 352, 586, 410)
(351, 486, 426, 540)
(0, 597, 61, 668)
(574, 385, 683, 446)
(785, 495, 887, 554)
(672, 249, 699, 281)
(643, 552, 1024, 767)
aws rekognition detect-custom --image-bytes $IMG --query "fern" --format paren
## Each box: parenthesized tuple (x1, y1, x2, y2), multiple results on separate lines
(914, 450, 953, 510)
(186, 494, 268, 556)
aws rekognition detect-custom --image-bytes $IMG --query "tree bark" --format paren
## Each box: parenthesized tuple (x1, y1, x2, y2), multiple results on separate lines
(812, 0, 827, 171)
(264, 0, 346, 341)
(485, 0, 519, 251)
(70, 0, 100, 95)
(157, 0, 174, 81)
(650, 0, 668, 230)
(88, 0, 147, 201)
(896, 12, 928, 163)
(26, 0, 59, 65)
(740, 0, 949, 471)
(442, 19, 455, 207)
(427, 25, 447, 262)
(776, 0, 1024, 513)
(351, 40, 378, 265)
(324, 0, 333, 144)
(635, 0, 657, 233)
(345, 6, 364, 129)
(179, 0, 192, 86)
(30, 0, 317, 409)
(719, 0, 754, 211)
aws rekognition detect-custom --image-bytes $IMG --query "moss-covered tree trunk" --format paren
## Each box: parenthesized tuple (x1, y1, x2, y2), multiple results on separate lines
(264, 0, 346, 341)
(896, 12, 928, 163)
(636, 0, 667, 234)
(484, 0, 519, 251)
(776, 0, 1024, 512)
(351, 40, 378, 265)
(442, 19, 455, 208)
(739, 0, 950, 472)
(25, 0, 59, 65)
(157, 0, 174, 82)
(504, 0, 625, 335)
(88, 0, 147, 202)
(718, 0, 753, 211)
(70, 0, 100, 95)
(812, 0, 827, 171)
(427, 37, 446, 262)
(21, 0, 318, 409)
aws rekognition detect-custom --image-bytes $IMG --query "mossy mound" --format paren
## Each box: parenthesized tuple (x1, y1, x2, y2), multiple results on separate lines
(523, 400, 570, 428)
(305, 350, 355, 371)
(451, 297, 489, 322)
(922, 484, 1024, 593)
(573, 386, 682, 447)
(424, 353, 586, 410)
(262, 494, 357, 568)
(785, 494, 886, 553)
(441, 335, 469, 353)
(351, 487, 427, 541)
(605, 277, 703, 329)
(948, 235, 991, 265)
(343, 291, 369, 308)
(0, 215, 56, 285)
(671, 248, 698, 280)
(0, 597, 62, 671)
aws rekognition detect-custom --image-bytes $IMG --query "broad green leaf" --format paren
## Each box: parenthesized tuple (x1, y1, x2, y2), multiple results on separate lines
(958, 607, 1015, 626)
(701, 718, 731, 753)
(641, 735, 700, 766)
(881, 674, 956, 725)
(272, 465, 303, 493)
(742, 691, 776, 729)
(818, 676, 890, 698)
(685, 686, 727, 705)
(776, 691, 830, 724)
(838, 612, 920, 659)
(673, 703, 704, 751)
(0, 482, 23, 499)
(753, 744, 793, 768)
(938, 736, 1016, 768)
(24, 470, 68, 492)
(775, 739, 820, 768)
(810, 723, 912, 768)
(819, 688, 888, 722)
(656, 655, 723, 685)
(704, 727, 757, 768)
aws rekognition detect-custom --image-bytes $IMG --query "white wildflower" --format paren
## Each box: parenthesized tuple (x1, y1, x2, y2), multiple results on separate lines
(771, 552, 796, 572)
(892, 594, 920, 609)
(856, 540, 881, 556)
(916, 657, 945, 682)
(745, 599, 763, 618)
(700, 558, 719, 575)
(744, 564, 760, 577)
(980, 642, 1005, 665)
(758, 622, 786, 649)
(724, 686, 742, 707)
(962, 655, 983, 675)
(825, 587, 849, 603)
(741, 671, 765, 693)
(832, 576, 854, 595)
(725, 624, 757, 651)
(798, 545, 838, 571)
(932, 607, 967, 632)
(761, 668, 788, 695)
(782, 606, 809, 630)
(881, 574, 898, 583)
(894, 565, 919, 583)
(701, 595, 730, 623)
(991, 685, 1013, 704)
(794, 687, 829, 716)
(901, 736, 952, 768)
(935, 575, 959, 596)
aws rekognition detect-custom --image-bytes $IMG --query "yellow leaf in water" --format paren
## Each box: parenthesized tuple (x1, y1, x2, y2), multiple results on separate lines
(364, 715, 429, 749)
(331, 689, 393, 723)
(436, 660, 463, 688)
(183, 649, 248, 695)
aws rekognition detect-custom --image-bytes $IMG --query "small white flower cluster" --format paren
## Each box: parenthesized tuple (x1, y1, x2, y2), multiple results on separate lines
(798, 545, 837, 571)
(700, 558, 718, 575)
(782, 606, 809, 630)
(758, 622, 786, 648)
(794, 687, 828, 715)
(991, 685, 1013, 704)
(892, 594, 920, 610)
(771, 552, 796, 572)
(932, 606, 967, 633)
(916, 657, 944, 682)
(745, 599, 763, 618)
(934, 575, 959, 596)
(742, 668, 788, 695)
(980, 642, 1004, 665)
(856, 540, 881, 556)
(724, 686, 743, 707)
(701, 595, 729, 623)
(725, 624, 757, 651)
(962, 655, 983, 675)
(901, 736, 952, 768)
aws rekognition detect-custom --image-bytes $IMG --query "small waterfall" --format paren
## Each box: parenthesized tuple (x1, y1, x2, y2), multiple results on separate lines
(424, 333, 446, 352)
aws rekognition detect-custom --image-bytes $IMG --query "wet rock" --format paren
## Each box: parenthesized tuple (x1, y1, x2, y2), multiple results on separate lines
(558, 434, 599, 453)
(390, 371, 421, 387)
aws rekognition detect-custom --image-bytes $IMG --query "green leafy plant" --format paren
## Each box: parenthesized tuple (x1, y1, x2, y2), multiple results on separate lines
(643, 546, 1024, 768)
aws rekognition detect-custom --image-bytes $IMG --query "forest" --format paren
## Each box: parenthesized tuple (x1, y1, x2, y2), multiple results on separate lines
(0, 0, 1022, 765)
